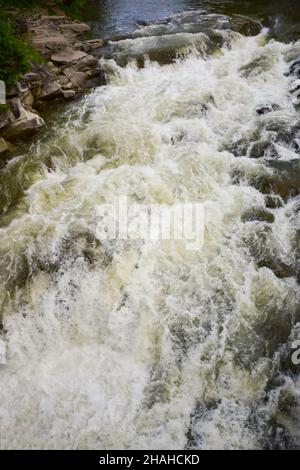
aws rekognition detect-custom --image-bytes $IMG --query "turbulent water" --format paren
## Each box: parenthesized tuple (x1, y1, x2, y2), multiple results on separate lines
(1, 4, 300, 450)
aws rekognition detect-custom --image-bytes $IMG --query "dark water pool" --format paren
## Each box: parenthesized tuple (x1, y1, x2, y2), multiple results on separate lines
(83, 0, 300, 41)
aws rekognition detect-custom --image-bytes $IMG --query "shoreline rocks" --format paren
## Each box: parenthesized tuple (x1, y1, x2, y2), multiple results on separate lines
(0, 14, 106, 156)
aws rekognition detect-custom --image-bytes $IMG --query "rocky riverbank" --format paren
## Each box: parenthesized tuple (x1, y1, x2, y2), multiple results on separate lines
(0, 14, 106, 156)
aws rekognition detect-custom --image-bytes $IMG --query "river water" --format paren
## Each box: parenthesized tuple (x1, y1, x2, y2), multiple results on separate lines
(0, 0, 300, 449)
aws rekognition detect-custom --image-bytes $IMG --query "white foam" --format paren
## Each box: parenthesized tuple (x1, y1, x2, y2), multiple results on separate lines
(0, 30, 299, 449)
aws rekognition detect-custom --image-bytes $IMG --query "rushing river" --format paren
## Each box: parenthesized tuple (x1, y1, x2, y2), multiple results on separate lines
(0, 0, 300, 450)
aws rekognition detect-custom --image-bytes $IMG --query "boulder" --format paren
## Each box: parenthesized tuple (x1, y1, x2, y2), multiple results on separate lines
(38, 81, 62, 100)
(23, 72, 43, 88)
(2, 107, 45, 139)
(75, 55, 98, 70)
(31, 62, 55, 82)
(0, 137, 9, 155)
(63, 90, 76, 99)
(51, 48, 88, 65)
(229, 15, 262, 36)
(249, 140, 279, 159)
(63, 66, 87, 88)
(21, 90, 35, 108)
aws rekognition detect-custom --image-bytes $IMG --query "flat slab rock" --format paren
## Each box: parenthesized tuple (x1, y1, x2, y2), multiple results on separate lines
(59, 23, 91, 34)
(51, 48, 88, 65)
(33, 35, 69, 51)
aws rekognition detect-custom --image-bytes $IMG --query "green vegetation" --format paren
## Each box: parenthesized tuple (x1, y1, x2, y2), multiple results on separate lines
(0, 1, 91, 19)
(0, 1, 91, 86)
(59, 1, 91, 19)
(0, 12, 41, 86)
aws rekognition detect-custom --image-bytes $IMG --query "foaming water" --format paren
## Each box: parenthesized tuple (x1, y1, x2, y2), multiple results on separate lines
(0, 25, 300, 449)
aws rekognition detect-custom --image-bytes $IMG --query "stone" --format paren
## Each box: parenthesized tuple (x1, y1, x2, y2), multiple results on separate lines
(51, 48, 87, 65)
(259, 178, 299, 201)
(62, 82, 74, 90)
(75, 55, 98, 71)
(2, 108, 45, 139)
(267, 158, 300, 186)
(23, 72, 43, 88)
(63, 66, 87, 88)
(33, 35, 69, 52)
(63, 90, 76, 99)
(63, 66, 77, 79)
(69, 72, 87, 88)
(31, 62, 55, 82)
(83, 69, 108, 88)
(249, 140, 279, 159)
(258, 258, 295, 279)
(8, 98, 23, 119)
(6, 81, 29, 98)
(75, 42, 92, 53)
(38, 81, 62, 100)
(59, 23, 91, 34)
(21, 90, 34, 108)
(84, 39, 105, 49)
(31, 86, 42, 99)
(229, 15, 262, 36)
(74, 42, 86, 50)
(56, 75, 69, 86)
(0, 137, 9, 155)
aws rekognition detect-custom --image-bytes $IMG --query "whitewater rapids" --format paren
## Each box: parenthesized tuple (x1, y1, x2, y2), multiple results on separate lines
(0, 26, 300, 449)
